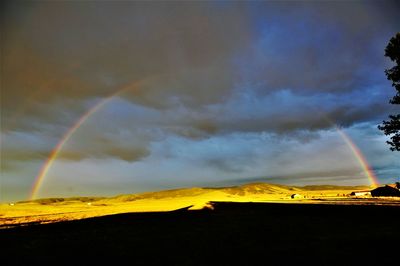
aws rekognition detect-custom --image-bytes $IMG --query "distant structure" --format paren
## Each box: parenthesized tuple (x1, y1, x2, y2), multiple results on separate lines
(350, 190, 371, 197)
(371, 183, 400, 197)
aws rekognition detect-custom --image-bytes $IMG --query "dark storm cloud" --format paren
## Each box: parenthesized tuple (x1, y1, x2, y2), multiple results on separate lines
(2, 1, 398, 119)
(1, 0, 399, 164)
(2, 1, 251, 130)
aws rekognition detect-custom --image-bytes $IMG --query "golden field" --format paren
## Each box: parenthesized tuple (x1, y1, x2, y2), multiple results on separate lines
(1, 183, 398, 228)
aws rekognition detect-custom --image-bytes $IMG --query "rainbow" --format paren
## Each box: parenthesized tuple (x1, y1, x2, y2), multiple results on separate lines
(29, 91, 379, 199)
(336, 127, 379, 187)
(29, 80, 142, 200)
(29, 99, 109, 200)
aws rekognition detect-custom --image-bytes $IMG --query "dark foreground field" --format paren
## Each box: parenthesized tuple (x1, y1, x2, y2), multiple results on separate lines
(1, 202, 399, 265)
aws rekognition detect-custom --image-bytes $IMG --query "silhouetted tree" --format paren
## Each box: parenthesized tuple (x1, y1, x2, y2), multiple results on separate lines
(378, 32, 400, 151)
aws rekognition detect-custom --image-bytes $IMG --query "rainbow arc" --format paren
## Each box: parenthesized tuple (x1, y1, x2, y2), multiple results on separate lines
(29, 86, 379, 199)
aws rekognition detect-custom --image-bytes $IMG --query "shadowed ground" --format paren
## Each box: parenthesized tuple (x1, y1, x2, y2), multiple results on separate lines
(1, 202, 399, 265)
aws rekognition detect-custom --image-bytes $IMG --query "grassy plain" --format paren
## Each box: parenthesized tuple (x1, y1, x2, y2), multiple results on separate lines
(3, 183, 397, 228)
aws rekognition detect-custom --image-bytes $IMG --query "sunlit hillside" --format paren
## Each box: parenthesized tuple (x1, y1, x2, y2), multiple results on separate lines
(0, 183, 386, 228)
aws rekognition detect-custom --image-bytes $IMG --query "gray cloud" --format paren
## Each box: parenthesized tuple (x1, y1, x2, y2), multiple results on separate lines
(2, 1, 252, 131)
(1, 1, 399, 173)
(3, 1, 399, 130)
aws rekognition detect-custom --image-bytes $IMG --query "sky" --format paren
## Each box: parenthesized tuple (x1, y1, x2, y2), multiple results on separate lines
(1, 1, 399, 202)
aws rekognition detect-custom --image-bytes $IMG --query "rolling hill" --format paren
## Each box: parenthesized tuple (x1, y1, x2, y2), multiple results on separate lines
(0, 182, 373, 227)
